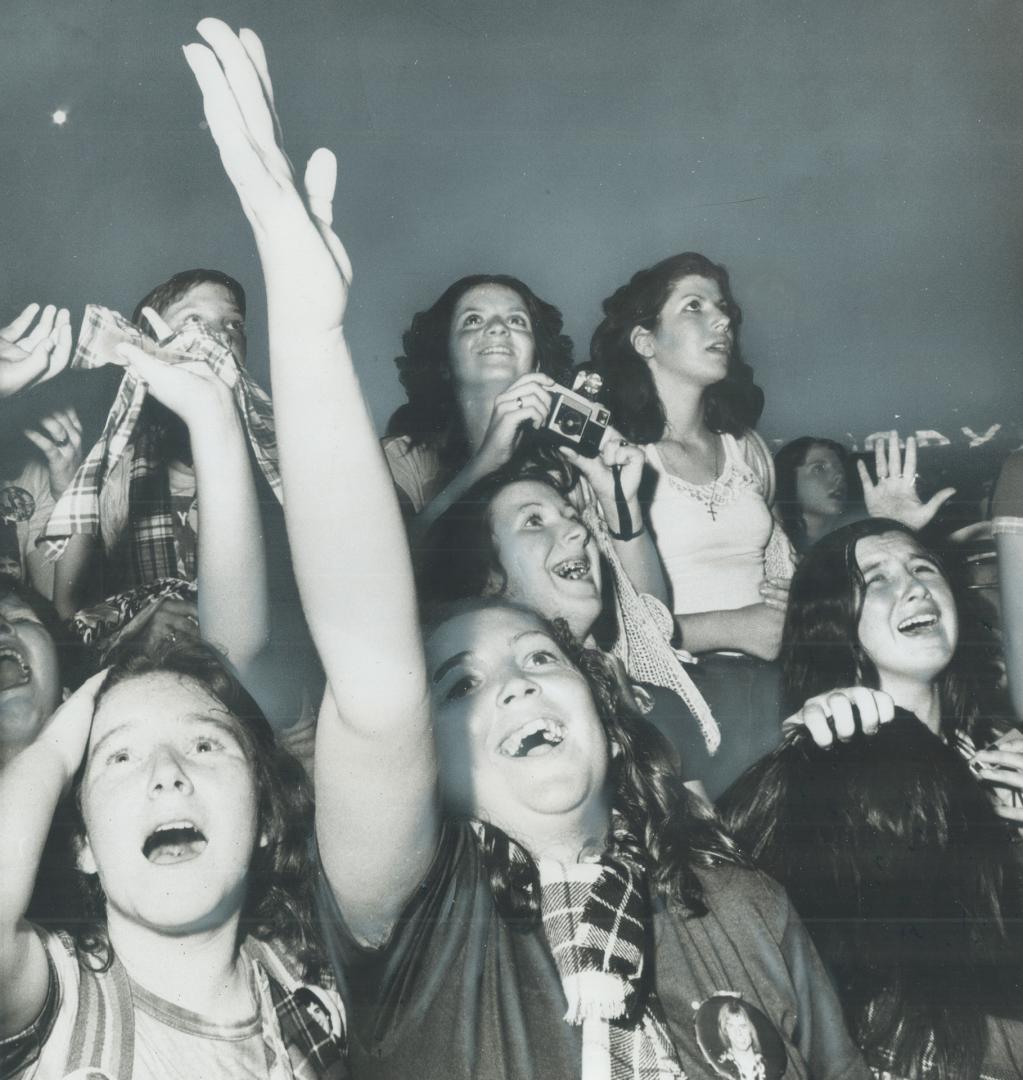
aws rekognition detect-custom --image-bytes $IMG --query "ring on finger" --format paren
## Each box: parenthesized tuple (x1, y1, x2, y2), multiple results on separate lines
(516, 397, 524, 410)
(167, 631, 178, 644)
(53, 435, 71, 447)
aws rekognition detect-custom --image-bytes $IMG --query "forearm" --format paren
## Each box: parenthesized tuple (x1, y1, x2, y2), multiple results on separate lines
(264, 311, 428, 727)
(997, 532, 1023, 721)
(0, 742, 66, 939)
(52, 532, 99, 620)
(190, 406, 269, 668)
(607, 496, 669, 604)
(675, 608, 746, 654)
(407, 453, 493, 547)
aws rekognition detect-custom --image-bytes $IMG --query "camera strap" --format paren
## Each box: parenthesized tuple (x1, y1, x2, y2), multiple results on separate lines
(607, 464, 643, 541)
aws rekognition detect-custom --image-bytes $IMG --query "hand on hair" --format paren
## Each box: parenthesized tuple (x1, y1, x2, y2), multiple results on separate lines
(117, 596, 201, 655)
(184, 19, 351, 334)
(23, 406, 83, 499)
(475, 372, 555, 473)
(0, 304, 72, 398)
(859, 432, 955, 531)
(971, 729, 1023, 825)
(782, 686, 895, 748)
(34, 669, 109, 787)
(559, 424, 645, 536)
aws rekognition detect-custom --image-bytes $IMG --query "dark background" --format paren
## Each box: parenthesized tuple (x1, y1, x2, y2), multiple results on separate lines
(3, 0, 1021, 462)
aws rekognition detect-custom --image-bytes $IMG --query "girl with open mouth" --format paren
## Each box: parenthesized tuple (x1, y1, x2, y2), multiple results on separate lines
(176, 20, 873, 1078)
(0, 637, 346, 1077)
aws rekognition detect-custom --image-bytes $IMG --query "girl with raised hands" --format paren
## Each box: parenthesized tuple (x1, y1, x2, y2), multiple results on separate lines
(183, 20, 870, 1080)
(0, 639, 346, 1079)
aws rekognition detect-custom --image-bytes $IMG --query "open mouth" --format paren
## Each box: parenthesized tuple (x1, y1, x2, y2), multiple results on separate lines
(0, 648, 30, 692)
(551, 556, 591, 582)
(142, 821, 208, 865)
(897, 612, 939, 636)
(498, 718, 566, 758)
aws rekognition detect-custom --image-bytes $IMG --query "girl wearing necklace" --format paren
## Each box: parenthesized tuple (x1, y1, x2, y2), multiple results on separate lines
(590, 255, 795, 797)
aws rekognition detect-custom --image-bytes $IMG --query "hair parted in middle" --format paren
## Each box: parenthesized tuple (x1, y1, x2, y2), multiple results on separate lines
(589, 251, 763, 443)
(780, 516, 998, 747)
(421, 598, 745, 924)
(64, 636, 322, 976)
(773, 436, 852, 553)
(386, 274, 574, 472)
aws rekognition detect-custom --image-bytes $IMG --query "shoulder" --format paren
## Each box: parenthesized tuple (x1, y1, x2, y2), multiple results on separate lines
(694, 862, 794, 938)
(993, 449, 1023, 524)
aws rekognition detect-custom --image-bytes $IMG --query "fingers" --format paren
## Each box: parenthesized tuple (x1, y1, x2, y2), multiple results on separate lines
(0, 302, 41, 342)
(782, 687, 894, 748)
(903, 434, 917, 480)
(20, 304, 57, 352)
(141, 306, 173, 339)
(196, 19, 279, 156)
(856, 458, 874, 492)
(758, 579, 790, 611)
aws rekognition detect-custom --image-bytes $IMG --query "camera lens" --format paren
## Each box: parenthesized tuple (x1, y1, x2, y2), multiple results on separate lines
(554, 406, 584, 436)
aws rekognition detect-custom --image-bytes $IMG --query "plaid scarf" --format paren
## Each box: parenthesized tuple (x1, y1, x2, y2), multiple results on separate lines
(532, 818, 686, 1080)
(39, 305, 281, 579)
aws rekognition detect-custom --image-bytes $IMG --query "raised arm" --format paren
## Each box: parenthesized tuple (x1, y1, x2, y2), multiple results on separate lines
(0, 670, 105, 1038)
(111, 328, 270, 675)
(184, 20, 436, 941)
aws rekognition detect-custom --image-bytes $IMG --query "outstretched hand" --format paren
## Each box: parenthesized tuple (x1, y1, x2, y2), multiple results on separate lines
(0, 304, 72, 398)
(183, 19, 351, 333)
(859, 431, 955, 531)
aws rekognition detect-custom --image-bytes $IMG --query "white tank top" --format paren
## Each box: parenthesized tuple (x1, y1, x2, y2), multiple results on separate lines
(643, 432, 775, 616)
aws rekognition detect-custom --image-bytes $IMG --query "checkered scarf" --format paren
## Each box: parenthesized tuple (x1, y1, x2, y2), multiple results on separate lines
(535, 818, 686, 1080)
(39, 305, 281, 574)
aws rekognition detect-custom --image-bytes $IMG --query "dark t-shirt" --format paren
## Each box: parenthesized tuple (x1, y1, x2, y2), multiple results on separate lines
(317, 824, 869, 1080)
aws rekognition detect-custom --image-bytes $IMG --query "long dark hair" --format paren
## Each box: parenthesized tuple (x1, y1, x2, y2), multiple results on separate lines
(719, 715, 1023, 1080)
(386, 274, 574, 473)
(65, 638, 320, 974)
(415, 456, 581, 608)
(773, 436, 851, 553)
(423, 599, 745, 924)
(781, 517, 995, 746)
(589, 252, 763, 443)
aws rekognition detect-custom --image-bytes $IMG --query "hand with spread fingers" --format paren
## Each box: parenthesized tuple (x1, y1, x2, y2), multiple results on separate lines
(0, 304, 73, 398)
(783, 686, 896, 748)
(23, 406, 84, 499)
(183, 19, 351, 335)
(859, 431, 955, 532)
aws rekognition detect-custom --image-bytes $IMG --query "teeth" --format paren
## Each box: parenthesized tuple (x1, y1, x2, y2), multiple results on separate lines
(0, 649, 30, 691)
(499, 718, 566, 758)
(898, 613, 938, 633)
(142, 822, 207, 862)
(154, 820, 196, 833)
(552, 557, 589, 581)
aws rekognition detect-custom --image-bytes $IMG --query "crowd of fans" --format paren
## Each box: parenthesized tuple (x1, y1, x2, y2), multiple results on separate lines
(1, 19, 1022, 1080)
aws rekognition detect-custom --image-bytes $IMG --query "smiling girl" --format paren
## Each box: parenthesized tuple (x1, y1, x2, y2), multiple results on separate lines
(179, 20, 871, 1079)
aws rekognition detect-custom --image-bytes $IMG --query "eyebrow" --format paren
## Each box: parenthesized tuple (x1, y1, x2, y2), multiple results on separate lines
(431, 651, 472, 686)
(89, 711, 241, 759)
(456, 305, 530, 318)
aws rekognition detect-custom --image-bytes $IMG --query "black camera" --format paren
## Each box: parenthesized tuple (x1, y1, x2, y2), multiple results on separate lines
(540, 370, 611, 458)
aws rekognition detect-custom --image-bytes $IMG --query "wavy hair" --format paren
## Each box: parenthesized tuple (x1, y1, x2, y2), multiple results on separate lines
(719, 715, 1023, 1080)
(780, 517, 997, 746)
(422, 599, 745, 924)
(64, 638, 321, 976)
(773, 436, 851, 553)
(589, 252, 763, 443)
(386, 275, 574, 472)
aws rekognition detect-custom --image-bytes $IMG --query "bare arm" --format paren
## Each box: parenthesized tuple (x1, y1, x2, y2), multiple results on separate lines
(0, 671, 104, 1037)
(675, 603, 785, 661)
(184, 20, 436, 941)
(52, 531, 101, 620)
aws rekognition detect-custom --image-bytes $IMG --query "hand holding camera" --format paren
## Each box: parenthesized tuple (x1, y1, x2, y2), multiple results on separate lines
(474, 372, 556, 474)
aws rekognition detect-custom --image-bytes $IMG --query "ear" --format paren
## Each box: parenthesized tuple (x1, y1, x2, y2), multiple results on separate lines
(61, 686, 71, 703)
(481, 569, 506, 598)
(630, 323, 656, 360)
(75, 834, 98, 875)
